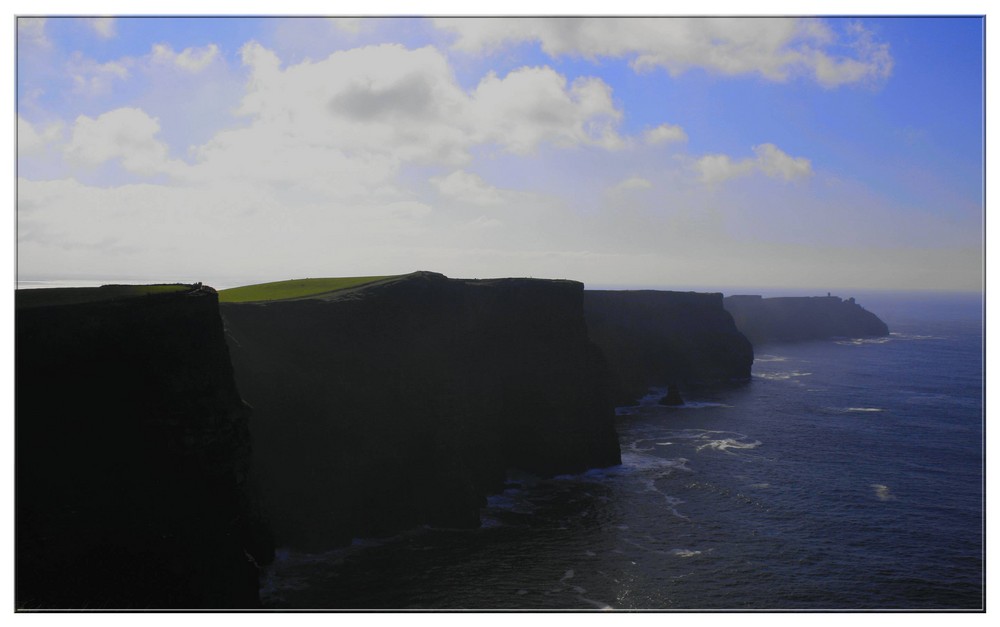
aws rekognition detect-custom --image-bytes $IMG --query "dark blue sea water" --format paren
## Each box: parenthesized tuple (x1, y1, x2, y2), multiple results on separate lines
(260, 292, 984, 610)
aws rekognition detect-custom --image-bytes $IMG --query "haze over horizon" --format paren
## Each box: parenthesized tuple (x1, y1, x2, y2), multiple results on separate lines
(16, 16, 984, 292)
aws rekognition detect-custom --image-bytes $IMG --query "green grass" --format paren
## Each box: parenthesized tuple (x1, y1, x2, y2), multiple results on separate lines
(16, 284, 192, 309)
(218, 276, 396, 303)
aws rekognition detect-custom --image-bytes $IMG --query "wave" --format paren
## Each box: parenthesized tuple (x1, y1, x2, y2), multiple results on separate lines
(656, 429, 763, 457)
(671, 548, 703, 558)
(754, 371, 813, 380)
(695, 437, 762, 454)
(836, 337, 892, 346)
(890, 332, 948, 341)
(755, 354, 788, 362)
(669, 401, 733, 409)
(870, 484, 896, 501)
(823, 406, 886, 415)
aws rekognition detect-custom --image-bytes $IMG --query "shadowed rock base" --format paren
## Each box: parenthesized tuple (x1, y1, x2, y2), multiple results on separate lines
(16, 286, 272, 609)
(221, 272, 622, 550)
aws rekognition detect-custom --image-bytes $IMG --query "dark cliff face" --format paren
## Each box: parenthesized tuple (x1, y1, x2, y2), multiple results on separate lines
(584, 290, 754, 405)
(723, 295, 890, 346)
(16, 286, 272, 609)
(221, 271, 621, 550)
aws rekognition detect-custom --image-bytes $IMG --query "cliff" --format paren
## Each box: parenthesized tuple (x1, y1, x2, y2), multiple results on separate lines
(220, 271, 621, 550)
(723, 295, 890, 346)
(16, 285, 272, 609)
(584, 290, 754, 405)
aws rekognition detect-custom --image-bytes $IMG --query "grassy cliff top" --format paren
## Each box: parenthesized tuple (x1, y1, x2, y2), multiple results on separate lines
(218, 275, 398, 303)
(16, 284, 193, 309)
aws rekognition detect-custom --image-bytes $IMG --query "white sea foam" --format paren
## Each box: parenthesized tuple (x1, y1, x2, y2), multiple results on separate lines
(871, 484, 896, 501)
(755, 354, 788, 362)
(695, 437, 762, 454)
(754, 371, 813, 380)
(891, 332, 947, 341)
(658, 429, 762, 457)
(620, 451, 692, 474)
(672, 401, 733, 409)
(749, 483, 770, 489)
(670, 549, 702, 558)
(836, 337, 892, 346)
(846, 407, 885, 413)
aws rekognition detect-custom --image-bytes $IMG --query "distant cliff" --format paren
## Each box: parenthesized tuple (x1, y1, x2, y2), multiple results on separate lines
(16, 285, 272, 609)
(584, 290, 754, 405)
(723, 295, 890, 346)
(221, 271, 621, 550)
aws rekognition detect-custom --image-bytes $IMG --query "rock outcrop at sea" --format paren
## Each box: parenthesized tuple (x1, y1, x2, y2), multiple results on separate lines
(584, 290, 754, 405)
(220, 271, 622, 550)
(16, 285, 273, 609)
(723, 294, 890, 346)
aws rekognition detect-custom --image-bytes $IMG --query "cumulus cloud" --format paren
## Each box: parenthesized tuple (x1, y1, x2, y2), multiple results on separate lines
(329, 17, 364, 33)
(431, 170, 509, 206)
(470, 67, 625, 153)
(18, 17, 49, 48)
(612, 176, 653, 191)
(151, 43, 220, 72)
(66, 51, 130, 95)
(229, 42, 624, 169)
(644, 123, 687, 145)
(86, 17, 117, 39)
(810, 21, 893, 87)
(18, 116, 65, 156)
(753, 143, 813, 180)
(696, 143, 812, 184)
(695, 154, 757, 184)
(65, 107, 186, 176)
(435, 17, 893, 87)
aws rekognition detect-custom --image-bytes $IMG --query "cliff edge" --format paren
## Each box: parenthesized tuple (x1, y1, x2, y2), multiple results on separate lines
(723, 294, 890, 346)
(16, 285, 272, 609)
(584, 290, 754, 405)
(221, 272, 621, 550)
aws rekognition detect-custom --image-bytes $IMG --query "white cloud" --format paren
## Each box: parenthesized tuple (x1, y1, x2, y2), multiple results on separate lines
(810, 21, 893, 88)
(644, 123, 687, 145)
(470, 67, 625, 153)
(753, 143, 813, 181)
(696, 143, 812, 184)
(151, 43, 220, 72)
(86, 17, 117, 39)
(18, 17, 49, 48)
(66, 51, 130, 96)
(613, 176, 653, 191)
(695, 154, 757, 184)
(230, 42, 624, 168)
(18, 116, 64, 156)
(431, 170, 509, 206)
(329, 17, 364, 34)
(65, 107, 186, 176)
(436, 17, 893, 87)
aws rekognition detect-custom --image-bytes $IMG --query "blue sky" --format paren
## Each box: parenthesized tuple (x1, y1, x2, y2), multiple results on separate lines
(15, 15, 985, 291)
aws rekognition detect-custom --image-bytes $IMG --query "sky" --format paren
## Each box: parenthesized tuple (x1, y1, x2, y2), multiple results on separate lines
(14, 13, 985, 292)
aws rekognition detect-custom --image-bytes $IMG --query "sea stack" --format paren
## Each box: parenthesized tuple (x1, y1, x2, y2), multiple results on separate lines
(584, 290, 754, 405)
(659, 383, 685, 406)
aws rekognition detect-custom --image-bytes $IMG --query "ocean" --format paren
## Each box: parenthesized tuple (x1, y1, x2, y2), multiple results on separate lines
(257, 291, 984, 610)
